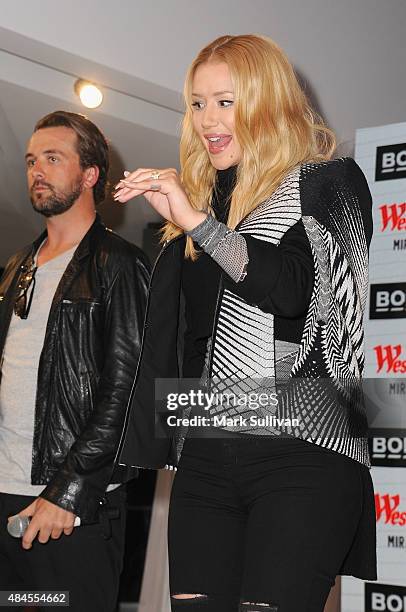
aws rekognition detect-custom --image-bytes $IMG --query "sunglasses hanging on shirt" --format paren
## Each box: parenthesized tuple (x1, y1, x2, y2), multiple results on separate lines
(14, 258, 38, 319)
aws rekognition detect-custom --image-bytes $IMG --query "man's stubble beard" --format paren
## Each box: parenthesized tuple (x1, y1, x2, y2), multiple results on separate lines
(30, 177, 84, 218)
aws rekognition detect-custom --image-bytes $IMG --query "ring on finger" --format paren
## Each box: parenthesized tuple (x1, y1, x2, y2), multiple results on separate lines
(150, 171, 160, 180)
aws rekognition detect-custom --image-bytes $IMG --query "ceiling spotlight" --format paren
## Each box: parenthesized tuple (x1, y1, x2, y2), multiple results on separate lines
(74, 80, 103, 109)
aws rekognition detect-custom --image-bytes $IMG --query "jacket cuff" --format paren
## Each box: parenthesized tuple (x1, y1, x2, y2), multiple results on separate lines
(39, 469, 105, 523)
(187, 215, 249, 283)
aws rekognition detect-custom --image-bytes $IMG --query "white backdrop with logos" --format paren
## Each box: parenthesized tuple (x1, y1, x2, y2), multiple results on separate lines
(342, 122, 406, 612)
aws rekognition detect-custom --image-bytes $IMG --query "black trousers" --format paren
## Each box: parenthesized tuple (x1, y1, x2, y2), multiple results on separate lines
(168, 435, 373, 612)
(0, 486, 127, 612)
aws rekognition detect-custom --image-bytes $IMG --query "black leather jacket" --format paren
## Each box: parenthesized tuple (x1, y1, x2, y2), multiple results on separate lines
(0, 216, 150, 522)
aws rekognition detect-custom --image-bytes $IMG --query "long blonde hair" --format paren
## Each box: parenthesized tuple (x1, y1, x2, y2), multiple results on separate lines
(162, 34, 336, 258)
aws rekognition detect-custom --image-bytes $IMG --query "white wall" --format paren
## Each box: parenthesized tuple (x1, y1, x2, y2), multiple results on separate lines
(1, 0, 405, 265)
(1, 0, 405, 148)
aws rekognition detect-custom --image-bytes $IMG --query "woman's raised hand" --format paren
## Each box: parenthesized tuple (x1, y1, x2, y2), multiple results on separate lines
(113, 167, 206, 231)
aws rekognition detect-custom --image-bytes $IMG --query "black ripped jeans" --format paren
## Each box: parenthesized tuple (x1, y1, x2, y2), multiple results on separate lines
(168, 435, 375, 612)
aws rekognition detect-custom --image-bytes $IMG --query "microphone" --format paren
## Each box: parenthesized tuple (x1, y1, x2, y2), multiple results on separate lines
(7, 515, 30, 538)
(7, 514, 81, 538)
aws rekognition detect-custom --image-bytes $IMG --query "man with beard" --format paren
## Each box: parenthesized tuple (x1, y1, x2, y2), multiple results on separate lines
(0, 111, 150, 611)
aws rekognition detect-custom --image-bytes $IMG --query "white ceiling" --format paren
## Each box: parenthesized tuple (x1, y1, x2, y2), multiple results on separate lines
(1, 0, 405, 265)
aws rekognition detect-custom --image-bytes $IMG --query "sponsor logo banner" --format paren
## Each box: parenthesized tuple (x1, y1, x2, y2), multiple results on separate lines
(370, 283, 406, 319)
(365, 582, 406, 611)
(378, 202, 406, 250)
(376, 143, 406, 181)
(374, 345, 406, 374)
(375, 493, 406, 527)
(379, 203, 406, 233)
(369, 429, 406, 467)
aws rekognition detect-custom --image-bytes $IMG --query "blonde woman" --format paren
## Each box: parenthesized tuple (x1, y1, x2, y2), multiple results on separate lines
(115, 35, 376, 612)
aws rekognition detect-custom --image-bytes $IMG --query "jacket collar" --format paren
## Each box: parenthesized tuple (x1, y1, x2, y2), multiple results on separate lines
(27, 214, 107, 314)
(31, 213, 105, 262)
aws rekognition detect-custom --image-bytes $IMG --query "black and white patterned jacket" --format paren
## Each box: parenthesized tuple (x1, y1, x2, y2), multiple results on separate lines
(117, 157, 373, 470)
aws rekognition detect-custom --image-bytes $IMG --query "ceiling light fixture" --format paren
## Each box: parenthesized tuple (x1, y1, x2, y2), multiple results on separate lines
(74, 79, 103, 109)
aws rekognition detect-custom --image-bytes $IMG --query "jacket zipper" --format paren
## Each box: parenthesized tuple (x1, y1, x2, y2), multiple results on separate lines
(206, 277, 224, 382)
(113, 235, 183, 467)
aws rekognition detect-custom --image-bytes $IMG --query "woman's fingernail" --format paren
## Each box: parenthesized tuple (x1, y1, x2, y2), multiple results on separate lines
(123, 170, 130, 177)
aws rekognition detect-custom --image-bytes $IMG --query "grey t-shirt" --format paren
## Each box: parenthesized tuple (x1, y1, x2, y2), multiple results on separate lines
(0, 246, 76, 495)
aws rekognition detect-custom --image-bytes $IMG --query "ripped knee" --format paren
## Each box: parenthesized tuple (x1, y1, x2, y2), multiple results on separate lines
(239, 602, 279, 612)
(171, 594, 209, 608)
(172, 594, 207, 600)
